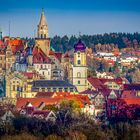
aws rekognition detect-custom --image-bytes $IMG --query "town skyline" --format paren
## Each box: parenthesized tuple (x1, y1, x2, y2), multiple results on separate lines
(0, 0, 140, 37)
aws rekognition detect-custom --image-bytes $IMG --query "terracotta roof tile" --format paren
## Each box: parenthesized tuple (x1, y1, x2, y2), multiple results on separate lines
(123, 98, 140, 106)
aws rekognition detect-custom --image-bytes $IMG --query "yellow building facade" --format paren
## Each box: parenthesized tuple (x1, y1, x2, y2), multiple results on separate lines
(6, 72, 39, 99)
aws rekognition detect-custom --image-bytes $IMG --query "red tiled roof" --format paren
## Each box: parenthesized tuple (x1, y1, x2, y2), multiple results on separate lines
(87, 77, 107, 90)
(0, 40, 6, 49)
(16, 98, 60, 108)
(36, 92, 71, 98)
(112, 52, 120, 56)
(54, 52, 62, 62)
(63, 53, 69, 58)
(22, 72, 42, 79)
(121, 90, 137, 98)
(16, 94, 91, 109)
(33, 47, 51, 64)
(99, 78, 123, 85)
(105, 60, 115, 65)
(49, 50, 55, 55)
(35, 92, 56, 98)
(49, 50, 62, 62)
(6, 39, 24, 54)
(123, 98, 140, 106)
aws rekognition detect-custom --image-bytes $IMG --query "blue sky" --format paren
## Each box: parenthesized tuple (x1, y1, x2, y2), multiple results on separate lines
(0, 0, 140, 37)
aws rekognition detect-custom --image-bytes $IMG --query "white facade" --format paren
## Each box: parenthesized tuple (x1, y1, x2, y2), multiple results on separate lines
(34, 63, 51, 80)
(72, 66, 87, 92)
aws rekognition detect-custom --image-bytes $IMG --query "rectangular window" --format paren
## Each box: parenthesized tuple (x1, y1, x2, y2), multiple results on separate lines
(78, 80, 80, 84)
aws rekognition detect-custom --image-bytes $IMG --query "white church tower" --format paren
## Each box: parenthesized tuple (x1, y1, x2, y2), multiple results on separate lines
(71, 40, 87, 92)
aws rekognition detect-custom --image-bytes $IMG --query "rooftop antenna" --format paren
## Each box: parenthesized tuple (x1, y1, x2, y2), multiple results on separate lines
(9, 20, 11, 37)
(34, 29, 36, 38)
(42, 8, 44, 15)
(0, 27, 2, 40)
(78, 31, 82, 39)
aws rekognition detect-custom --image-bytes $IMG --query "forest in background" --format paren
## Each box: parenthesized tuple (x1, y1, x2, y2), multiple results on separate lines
(50, 32, 140, 52)
(26, 32, 140, 53)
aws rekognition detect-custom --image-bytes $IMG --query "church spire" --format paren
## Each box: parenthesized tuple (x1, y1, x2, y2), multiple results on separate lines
(42, 8, 44, 15)
(37, 9, 49, 38)
(39, 8, 47, 26)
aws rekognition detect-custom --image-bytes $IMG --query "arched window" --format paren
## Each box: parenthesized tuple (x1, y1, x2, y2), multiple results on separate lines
(77, 72, 81, 78)
(44, 34, 46, 38)
(77, 60, 81, 65)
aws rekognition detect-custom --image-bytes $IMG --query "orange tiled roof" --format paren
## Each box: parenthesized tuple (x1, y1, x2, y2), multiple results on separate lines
(16, 94, 91, 109)
(0, 40, 6, 49)
(6, 39, 24, 54)
(123, 98, 140, 106)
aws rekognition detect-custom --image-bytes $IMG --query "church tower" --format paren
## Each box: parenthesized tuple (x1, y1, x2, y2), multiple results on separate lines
(35, 9, 50, 56)
(71, 40, 87, 92)
(37, 9, 48, 39)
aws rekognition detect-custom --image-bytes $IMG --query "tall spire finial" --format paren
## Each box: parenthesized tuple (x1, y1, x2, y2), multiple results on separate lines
(42, 8, 44, 15)
(78, 31, 81, 40)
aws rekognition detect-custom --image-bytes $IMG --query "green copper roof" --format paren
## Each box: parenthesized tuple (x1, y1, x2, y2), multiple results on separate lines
(50, 46, 55, 51)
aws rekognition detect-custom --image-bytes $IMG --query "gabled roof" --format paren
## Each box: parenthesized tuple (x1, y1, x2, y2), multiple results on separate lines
(121, 90, 137, 98)
(0, 40, 6, 49)
(6, 39, 24, 54)
(22, 72, 42, 79)
(16, 98, 60, 108)
(63, 53, 69, 58)
(49, 50, 62, 62)
(54, 52, 62, 62)
(87, 77, 107, 90)
(16, 94, 91, 109)
(99, 78, 123, 85)
(33, 47, 51, 64)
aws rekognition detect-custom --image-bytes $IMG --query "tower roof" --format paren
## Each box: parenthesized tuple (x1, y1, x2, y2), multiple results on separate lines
(38, 9, 47, 26)
(74, 39, 86, 52)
